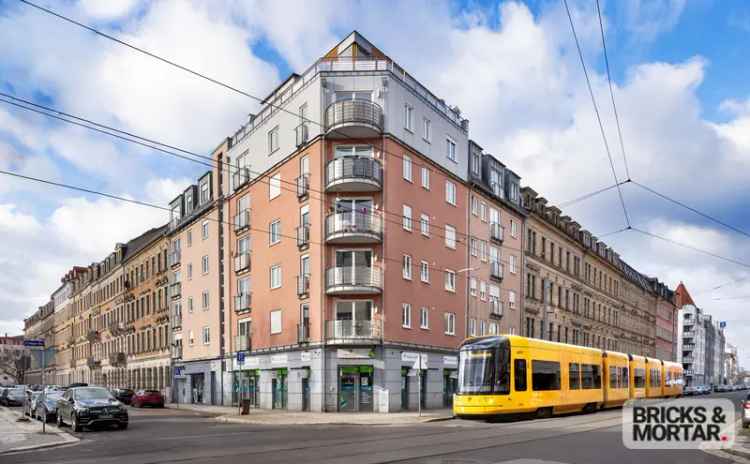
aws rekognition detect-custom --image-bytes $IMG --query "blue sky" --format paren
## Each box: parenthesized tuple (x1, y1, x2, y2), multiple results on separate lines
(0, 0, 748, 363)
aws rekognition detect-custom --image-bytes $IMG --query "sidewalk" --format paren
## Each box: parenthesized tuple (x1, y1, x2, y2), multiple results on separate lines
(0, 407, 78, 454)
(165, 403, 454, 426)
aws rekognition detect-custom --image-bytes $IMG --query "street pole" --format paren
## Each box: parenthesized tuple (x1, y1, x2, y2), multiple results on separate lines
(41, 348, 45, 433)
(417, 368, 421, 417)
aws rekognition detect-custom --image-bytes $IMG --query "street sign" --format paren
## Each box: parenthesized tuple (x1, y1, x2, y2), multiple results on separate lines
(237, 351, 246, 365)
(23, 339, 44, 348)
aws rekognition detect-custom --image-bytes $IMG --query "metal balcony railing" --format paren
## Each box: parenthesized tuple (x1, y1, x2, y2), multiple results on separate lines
(324, 100, 383, 133)
(233, 167, 250, 190)
(490, 261, 504, 281)
(234, 293, 251, 313)
(234, 252, 251, 273)
(490, 299, 503, 318)
(172, 346, 183, 359)
(325, 320, 382, 340)
(296, 224, 310, 249)
(295, 123, 309, 147)
(170, 282, 182, 298)
(297, 274, 311, 297)
(87, 330, 100, 343)
(325, 266, 382, 294)
(108, 352, 126, 367)
(296, 174, 310, 198)
(325, 157, 382, 191)
(298, 322, 310, 343)
(87, 357, 101, 369)
(234, 210, 250, 232)
(235, 334, 251, 352)
(325, 211, 382, 242)
(490, 222, 504, 242)
(169, 250, 181, 267)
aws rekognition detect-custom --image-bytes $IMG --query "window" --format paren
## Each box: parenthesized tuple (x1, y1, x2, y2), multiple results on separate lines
(202, 291, 209, 310)
(508, 290, 516, 309)
(401, 303, 411, 328)
(420, 261, 430, 283)
(471, 196, 479, 216)
(188, 331, 194, 346)
(202, 327, 210, 345)
(402, 205, 412, 231)
(479, 320, 486, 336)
(423, 118, 431, 142)
(532, 360, 561, 391)
(187, 297, 194, 313)
(509, 255, 517, 274)
(481, 203, 488, 222)
(581, 364, 601, 389)
(269, 173, 281, 199)
(469, 277, 477, 296)
(269, 220, 281, 245)
(620, 367, 629, 388)
(402, 254, 412, 280)
(268, 126, 279, 153)
(187, 230, 192, 247)
(202, 221, 209, 240)
(514, 359, 527, 391)
(404, 103, 414, 132)
(270, 265, 282, 289)
(421, 167, 430, 189)
(420, 214, 430, 236)
(444, 312, 456, 335)
(511, 220, 518, 238)
(445, 269, 456, 292)
(569, 363, 580, 389)
(470, 238, 479, 256)
(420, 307, 429, 329)
(479, 281, 487, 301)
(402, 155, 412, 181)
(187, 263, 193, 280)
(270, 309, 282, 334)
(445, 225, 457, 249)
(199, 177, 210, 204)
(201, 255, 209, 275)
(446, 137, 456, 162)
(468, 318, 476, 336)
(445, 181, 457, 205)
(609, 366, 618, 388)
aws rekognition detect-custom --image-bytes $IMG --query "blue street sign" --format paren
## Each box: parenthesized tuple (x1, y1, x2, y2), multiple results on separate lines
(237, 351, 245, 365)
(23, 339, 44, 347)
(720, 321, 727, 329)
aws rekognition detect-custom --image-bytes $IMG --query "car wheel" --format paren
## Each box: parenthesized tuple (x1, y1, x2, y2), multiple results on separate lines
(71, 414, 82, 433)
(57, 412, 64, 427)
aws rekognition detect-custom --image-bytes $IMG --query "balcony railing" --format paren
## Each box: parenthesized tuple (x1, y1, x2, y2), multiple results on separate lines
(490, 299, 503, 319)
(490, 223, 504, 242)
(170, 282, 182, 299)
(325, 266, 382, 294)
(325, 320, 382, 341)
(234, 252, 251, 273)
(297, 274, 311, 297)
(296, 224, 310, 250)
(325, 211, 382, 243)
(234, 210, 250, 232)
(490, 261, 504, 281)
(324, 99, 383, 136)
(87, 330, 100, 343)
(296, 174, 310, 199)
(325, 157, 382, 192)
(298, 322, 310, 343)
(172, 346, 183, 359)
(108, 352, 126, 367)
(296, 123, 309, 147)
(233, 167, 250, 190)
(169, 250, 181, 267)
(234, 293, 251, 313)
(235, 334, 251, 352)
(86, 357, 101, 369)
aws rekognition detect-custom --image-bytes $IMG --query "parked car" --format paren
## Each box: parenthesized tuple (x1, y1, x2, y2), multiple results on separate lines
(4, 386, 27, 406)
(131, 390, 165, 408)
(683, 386, 697, 396)
(56, 387, 128, 432)
(742, 394, 750, 428)
(67, 383, 88, 388)
(0, 387, 8, 405)
(34, 390, 64, 422)
(24, 391, 42, 416)
(111, 388, 135, 405)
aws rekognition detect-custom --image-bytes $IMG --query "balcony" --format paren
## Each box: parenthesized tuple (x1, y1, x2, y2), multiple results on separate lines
(69, 359, 76, 368)
(234, 252, 251, 273)
(683, 356, 694, 363)
(86, 357, 101, 370)
(87, 330, 100, 343)
(324, 99, 383, 139)
(170, 282, 182, 299)
(108, 352, 126, 367)
(296, 123, 309, 147)
(325, 157, 382, 192)
(234, 293, 251, 313)
(296, 174, 310, 199)
(490, 300, 504, 319)
(169, 250, 181, 267)
(325, 320, 382, 343)
(296, 224, 310, 250)
(490, 261, 504, 281)
(490, 223, 504, 243)
(683, 343, 695, 350)
(234, 209, 250, 233)
(298, 322, 310, 344)
(172, 313, 182, 330)
(233, 167, 250, 191)
(172, 346, 183, 359)
(325, 266, 382, 295)
(297, 274, 311, 298)
(325, 212, 382, 244)
(235, 334, 251, 352)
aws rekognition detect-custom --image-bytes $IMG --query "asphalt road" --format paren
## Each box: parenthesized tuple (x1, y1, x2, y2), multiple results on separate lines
(4, 391, 746, 464)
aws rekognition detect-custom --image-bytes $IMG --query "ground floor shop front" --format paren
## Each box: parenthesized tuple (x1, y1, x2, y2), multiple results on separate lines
(172, 358, 224, 405)
(222, 345, 458, 412)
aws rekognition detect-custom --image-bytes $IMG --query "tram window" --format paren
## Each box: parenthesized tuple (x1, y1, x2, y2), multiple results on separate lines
(634, 368, 646, 388)
(532, 360, 560, 391)
(569, 363, 580, 389)
(592, 365, 601, 388)
(514, 359, 527, 391)
(609, 366, 618, 388)
(581, 364, 593, 389)
(620, 367, 629, 388)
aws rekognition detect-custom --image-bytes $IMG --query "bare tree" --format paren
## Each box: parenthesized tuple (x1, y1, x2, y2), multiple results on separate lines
(0, 350, 31, 385)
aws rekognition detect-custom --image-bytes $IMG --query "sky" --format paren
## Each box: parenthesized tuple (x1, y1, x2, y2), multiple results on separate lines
(0, 0, 748, 367)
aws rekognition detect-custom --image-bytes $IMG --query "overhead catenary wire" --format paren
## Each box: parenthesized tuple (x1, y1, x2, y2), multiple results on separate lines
(630, 227, 750, 270)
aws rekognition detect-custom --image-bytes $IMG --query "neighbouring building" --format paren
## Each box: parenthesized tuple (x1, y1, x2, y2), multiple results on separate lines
(22, 300, 55, 384)
(725, 343, 738, 385)
(650, 278, 678, 361)
(0, 335, 26, 385)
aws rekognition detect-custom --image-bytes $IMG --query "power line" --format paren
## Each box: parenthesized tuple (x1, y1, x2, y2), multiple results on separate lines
(631, 227, 750, 270)
(558, 180, 628, 209)
(595, 0, 631, 181)
(562, 0, 631, 228)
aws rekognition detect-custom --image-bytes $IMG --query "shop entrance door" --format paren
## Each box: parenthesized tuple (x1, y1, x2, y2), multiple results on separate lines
(339, 367, 358, 412)
(358, 367, 373, 412)
(401, 367, 409, 410)
(443, 369, 458, 407)
(302, 377, 310, 411)
(272, 370, 288, 409)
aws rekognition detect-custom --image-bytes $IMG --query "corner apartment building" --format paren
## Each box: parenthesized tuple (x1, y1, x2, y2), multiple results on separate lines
(218, 32, 482, 412)
(651, 278, 677, 361)
(169, 141, 228, 405)
(53, 267, 86, 386)
(520, 188, 661, 355)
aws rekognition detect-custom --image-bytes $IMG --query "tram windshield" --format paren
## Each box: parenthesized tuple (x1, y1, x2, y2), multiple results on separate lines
(457, 337, 510, 394)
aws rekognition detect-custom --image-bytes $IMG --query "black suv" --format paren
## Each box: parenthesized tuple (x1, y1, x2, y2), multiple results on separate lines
(57, 387, 129, 432)
(111, 388, 135, 405)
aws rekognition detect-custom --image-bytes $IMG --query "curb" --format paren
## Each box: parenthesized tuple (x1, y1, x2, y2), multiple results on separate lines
(213, 414, 455, 426)
(1, 432, 79, 455)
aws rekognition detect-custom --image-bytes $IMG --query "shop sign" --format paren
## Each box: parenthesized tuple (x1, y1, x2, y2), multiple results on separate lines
(301, 351, 312, 362)
(401, 351, 419, 362)
(271, 354, 288, 365)
(337, 348, 371, 359)
(443, 356, 458, 367)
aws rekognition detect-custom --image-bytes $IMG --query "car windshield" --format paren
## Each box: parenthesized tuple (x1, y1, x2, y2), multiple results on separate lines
(75, 388, 113, 400)
(46, 392, 63, 401)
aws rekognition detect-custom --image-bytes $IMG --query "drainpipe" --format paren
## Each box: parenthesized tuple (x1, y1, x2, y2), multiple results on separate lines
(465, 185, 473, 339)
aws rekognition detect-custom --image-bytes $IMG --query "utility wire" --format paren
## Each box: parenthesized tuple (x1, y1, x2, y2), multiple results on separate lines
(558, 180, 629, 209)
(595, 0, 631, 181)
(562, 0, 631, 228)
(631, 227, 750, 270)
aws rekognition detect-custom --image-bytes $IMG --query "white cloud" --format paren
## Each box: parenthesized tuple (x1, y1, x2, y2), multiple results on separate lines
(78, 0, 140, 21)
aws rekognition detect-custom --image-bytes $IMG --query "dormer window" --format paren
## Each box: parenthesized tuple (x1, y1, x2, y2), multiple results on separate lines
(199, 177, 210, 204)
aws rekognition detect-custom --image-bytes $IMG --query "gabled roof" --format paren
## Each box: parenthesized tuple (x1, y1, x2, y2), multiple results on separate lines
(122, 224, 168, 263)
(675, 282, 696, 307)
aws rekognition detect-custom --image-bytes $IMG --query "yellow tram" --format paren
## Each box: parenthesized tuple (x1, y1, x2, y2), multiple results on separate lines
(453, 335, 683, 418)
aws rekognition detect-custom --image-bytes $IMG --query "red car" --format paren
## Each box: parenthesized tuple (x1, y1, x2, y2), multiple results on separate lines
(131, 390, 165, 408)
